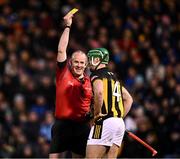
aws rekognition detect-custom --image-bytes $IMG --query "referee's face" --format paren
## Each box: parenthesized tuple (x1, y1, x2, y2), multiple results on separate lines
(71, 52, 87, 77)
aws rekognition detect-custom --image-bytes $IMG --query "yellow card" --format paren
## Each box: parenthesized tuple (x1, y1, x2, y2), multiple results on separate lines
(68, 8, 78, 15)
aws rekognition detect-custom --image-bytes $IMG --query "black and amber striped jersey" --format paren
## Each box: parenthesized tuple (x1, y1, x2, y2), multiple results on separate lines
(91, 67, 124, 118)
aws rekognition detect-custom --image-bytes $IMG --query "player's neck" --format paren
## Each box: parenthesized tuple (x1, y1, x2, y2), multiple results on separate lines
(96, 64, 106, 70)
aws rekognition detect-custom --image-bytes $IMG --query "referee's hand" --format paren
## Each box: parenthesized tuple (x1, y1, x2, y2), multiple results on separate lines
(63, 8, 78, 27)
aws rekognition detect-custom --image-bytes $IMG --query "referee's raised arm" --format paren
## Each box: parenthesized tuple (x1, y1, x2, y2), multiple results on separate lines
(57, 11, 74, 63)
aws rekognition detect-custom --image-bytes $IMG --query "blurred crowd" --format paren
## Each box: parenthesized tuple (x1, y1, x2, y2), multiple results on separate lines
(0, 0, 179, 158)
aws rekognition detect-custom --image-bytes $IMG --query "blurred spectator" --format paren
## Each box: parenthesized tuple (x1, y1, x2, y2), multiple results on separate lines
(30, 94, 49, 119)
(23, 111, 40, 143)
(39, 111, 54, 141)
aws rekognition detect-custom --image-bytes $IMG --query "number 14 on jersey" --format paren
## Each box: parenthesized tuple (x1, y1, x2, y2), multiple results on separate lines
(113, 81, 121, 102)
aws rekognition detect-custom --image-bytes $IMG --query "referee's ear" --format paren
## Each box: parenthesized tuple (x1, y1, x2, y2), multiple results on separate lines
(85, 62, 88, 67)
(69, 59, 72, 67)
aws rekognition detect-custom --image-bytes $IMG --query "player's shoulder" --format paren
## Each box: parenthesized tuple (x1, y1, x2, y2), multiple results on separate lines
(91, 67, 108, 76)
(90, 68, 109, 82)
(90, 69, 103, 79)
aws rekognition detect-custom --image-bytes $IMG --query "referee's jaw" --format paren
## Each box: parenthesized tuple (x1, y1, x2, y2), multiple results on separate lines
(71, 65, 85, 77)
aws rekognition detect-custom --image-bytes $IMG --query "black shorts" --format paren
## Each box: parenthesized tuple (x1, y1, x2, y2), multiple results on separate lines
(50, 118, 90, 156)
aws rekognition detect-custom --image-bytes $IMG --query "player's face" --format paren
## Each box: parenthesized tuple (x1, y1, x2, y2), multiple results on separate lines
(88, 57, 100, 71)
(71, 52, 87, 77)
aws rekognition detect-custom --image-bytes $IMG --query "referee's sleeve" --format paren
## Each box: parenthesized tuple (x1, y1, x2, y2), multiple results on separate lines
(57, 60, 67, 69)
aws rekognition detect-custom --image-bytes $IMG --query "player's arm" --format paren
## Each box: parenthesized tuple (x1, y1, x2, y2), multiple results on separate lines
(122, 87, 133, 117)
(92, 79, 104, 118)
(57, 9, 77, 62)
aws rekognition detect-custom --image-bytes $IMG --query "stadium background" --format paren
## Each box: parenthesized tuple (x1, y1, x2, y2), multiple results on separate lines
(0, 0, 179, 158)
